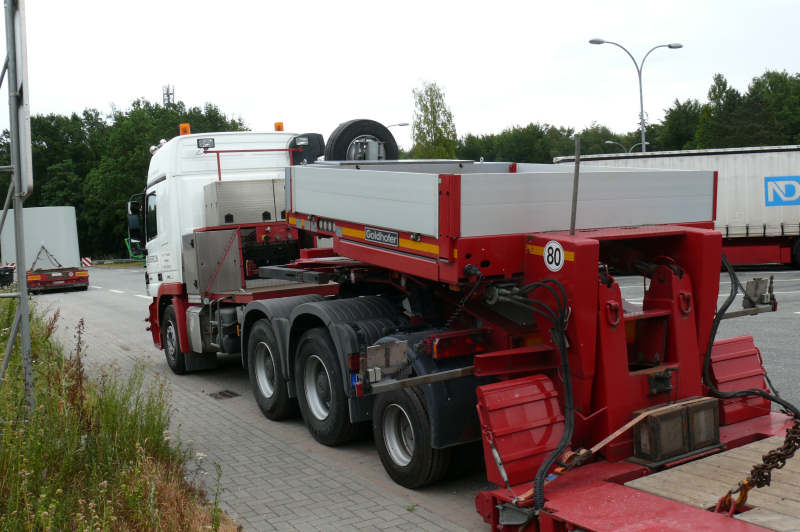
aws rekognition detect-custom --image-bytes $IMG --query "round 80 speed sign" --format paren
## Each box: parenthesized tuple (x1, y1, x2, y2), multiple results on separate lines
(543, 240, 565, 272)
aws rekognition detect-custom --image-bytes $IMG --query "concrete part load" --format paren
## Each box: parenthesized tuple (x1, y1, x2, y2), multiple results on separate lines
(133, 126, 796, 531)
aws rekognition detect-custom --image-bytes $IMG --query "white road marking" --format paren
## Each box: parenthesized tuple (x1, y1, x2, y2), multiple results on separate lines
(135, 294, 151, 299)
(89, 285, 103, 289)
(109, 289, 125, 294)
(794, 312, 800, 315)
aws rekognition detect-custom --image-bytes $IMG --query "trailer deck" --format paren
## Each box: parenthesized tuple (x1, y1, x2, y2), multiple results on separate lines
(627, 436, 800, 530)
(212, 277, 338, 302)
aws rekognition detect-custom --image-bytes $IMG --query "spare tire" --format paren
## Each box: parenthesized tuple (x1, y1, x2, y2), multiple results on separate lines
(324, 119, 399, 161)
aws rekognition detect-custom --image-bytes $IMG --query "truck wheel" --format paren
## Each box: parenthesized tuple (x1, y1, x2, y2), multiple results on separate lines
(373, 387, 452, 488)
(162, 305, 187, 375)
(294, 327, 356, 446)
(247, 319, 296, 420)
(324, 119, 399, 161)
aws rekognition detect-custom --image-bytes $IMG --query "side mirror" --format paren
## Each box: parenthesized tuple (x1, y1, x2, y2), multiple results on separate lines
(127, 213, 140, 231)
(127, 200, 141, 216)
(127, 193, 145, 242)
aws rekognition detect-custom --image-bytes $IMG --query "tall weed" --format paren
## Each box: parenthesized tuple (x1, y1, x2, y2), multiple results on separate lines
(0, 300, 237, 531)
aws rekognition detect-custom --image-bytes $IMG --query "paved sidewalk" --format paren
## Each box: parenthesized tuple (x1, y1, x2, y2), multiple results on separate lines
(37, 277, 487, 531)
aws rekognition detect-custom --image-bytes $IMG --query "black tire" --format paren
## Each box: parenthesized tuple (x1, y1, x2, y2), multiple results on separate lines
(294, 327, 356, 446)
(324, 119, 399, 161)
(162, 305, 186, 375)
(247, 319, 297, 420)
(792, 239, 800, 268)
(373, 387, 452, 488)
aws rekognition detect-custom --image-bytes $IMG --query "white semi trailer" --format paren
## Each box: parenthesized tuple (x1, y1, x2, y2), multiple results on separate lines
(0, 206, 89, 291)
(555, 145, 800, 266)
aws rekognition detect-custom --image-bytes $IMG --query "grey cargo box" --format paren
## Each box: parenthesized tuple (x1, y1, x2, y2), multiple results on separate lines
(203, 179, 285, 226)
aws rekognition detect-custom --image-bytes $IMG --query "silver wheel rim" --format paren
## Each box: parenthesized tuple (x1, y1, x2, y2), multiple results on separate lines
(346, 134, 385, 160)
(383, 403, 415, 467)
(165, 322, 178, 364)
(254, 341, 277, 399)
(303, 354, 332, 421)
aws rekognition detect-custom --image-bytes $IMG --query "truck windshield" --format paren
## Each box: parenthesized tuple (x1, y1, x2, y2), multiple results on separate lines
(145, 192, 157, 241)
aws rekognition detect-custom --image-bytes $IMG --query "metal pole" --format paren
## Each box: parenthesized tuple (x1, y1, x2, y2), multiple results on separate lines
(637, 68, 646, 152)
(4, 0, 34, 410)
(569, 137, 581, 235)
(0, 308, 21, 379)
(0, 179, 15, 235)
(0, 56, 7, 93)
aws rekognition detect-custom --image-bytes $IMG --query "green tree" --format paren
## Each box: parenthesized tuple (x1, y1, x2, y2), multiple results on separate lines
(695, 74, 744, 148)
(740, 70, 800, 145)
(79, 99, 246, 256)
(411, 82, 458, 158)
(0, 99, 247, 257)
(656, 99, 702, 150)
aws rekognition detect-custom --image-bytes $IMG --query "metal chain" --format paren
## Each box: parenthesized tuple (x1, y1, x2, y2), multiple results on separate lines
(716, 419, 800, 514)
(749, 420, 800, 488)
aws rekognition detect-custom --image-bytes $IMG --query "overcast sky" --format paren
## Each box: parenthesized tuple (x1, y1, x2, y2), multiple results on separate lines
(4, 0, 800, 149)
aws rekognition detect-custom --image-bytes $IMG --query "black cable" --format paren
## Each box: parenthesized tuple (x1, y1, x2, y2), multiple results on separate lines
(532, 320, 573, 511)
(703, 255, 800, 418)
(520, 280, 567, 319)
(500, 278, 574, 511)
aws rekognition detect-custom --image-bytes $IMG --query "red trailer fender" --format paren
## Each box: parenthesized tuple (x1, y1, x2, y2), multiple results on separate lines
(476, 374, 564, 488)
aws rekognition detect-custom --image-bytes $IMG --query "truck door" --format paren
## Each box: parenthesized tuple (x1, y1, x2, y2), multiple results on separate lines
(144, 189, 161, 295)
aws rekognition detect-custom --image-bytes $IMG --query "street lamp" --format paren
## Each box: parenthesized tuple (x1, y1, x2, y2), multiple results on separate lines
(604, 140, 626, 152)
(386, 122, 409, 128)
(604, 140, 650, 153)
(589, 38, 682, 152)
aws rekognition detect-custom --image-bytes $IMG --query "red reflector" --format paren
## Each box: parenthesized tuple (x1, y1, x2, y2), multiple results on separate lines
(347, 353, 360, 372)
(355, 382, 364, 397)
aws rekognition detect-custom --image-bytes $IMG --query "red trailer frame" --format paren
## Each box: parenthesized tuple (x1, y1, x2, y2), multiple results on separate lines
(146, 161, 795, 530)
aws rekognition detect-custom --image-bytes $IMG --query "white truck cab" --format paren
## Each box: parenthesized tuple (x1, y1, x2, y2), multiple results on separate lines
(137, 131, 299, 296)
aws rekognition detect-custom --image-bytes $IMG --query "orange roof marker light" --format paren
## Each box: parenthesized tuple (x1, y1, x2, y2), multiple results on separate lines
(179, 123, 191, 135)
(274, 122, 284, 132)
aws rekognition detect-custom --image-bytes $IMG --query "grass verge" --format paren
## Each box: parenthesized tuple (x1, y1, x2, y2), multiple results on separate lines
(0, 300, 239, 531)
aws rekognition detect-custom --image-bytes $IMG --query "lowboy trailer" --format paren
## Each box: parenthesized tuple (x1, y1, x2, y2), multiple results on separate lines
(134, 131, 799, 530)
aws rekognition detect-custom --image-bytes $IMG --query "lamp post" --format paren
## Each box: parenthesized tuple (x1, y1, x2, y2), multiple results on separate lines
(589, 39, 682, 152)
(604, 140, 626, 152)
(604, 140, 650, 153)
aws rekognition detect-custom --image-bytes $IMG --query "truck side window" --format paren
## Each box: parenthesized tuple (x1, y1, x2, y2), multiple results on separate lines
(145, 192, 157, 241)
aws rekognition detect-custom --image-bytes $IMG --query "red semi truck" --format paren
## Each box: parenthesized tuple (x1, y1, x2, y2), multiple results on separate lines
(130, 125, 798, 530)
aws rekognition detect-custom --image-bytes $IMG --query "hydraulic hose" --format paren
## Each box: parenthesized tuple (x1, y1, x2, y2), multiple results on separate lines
(703, 255, 800, 418)
(500, 279, 574, 511)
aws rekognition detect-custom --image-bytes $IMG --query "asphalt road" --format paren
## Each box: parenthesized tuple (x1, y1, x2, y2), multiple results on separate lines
(30, 265, 800, 531)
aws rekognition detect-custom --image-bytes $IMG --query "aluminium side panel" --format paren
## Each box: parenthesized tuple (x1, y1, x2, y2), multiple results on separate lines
(291, 166, 439, 236)
(1, 206, 81, 269)
(459, 169, 714, 237)
(203, 179, 282, 226)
